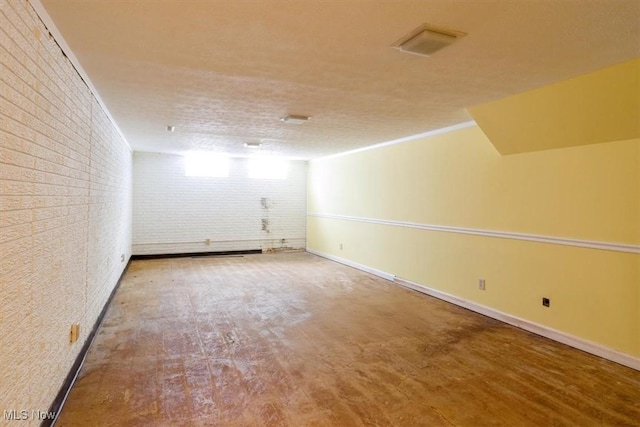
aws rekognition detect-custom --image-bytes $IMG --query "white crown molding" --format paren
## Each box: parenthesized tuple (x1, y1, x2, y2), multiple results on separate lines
(312, 121, 477, 161)
(307, 213, 640, 254)
(29, 0, 132, 152)
(307, 248, 640, 371)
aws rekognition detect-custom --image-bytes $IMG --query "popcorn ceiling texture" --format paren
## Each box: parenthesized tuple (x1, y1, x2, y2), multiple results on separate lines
(0, 0, 132, 422)
(132, 152, 306, 255)
(36, 0, 640, 159)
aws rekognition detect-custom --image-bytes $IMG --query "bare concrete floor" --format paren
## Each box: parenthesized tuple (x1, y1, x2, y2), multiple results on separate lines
(56, 252, 640, 426)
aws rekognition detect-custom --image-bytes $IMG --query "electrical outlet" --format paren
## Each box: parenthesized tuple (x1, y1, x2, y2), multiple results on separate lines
(120, 254, 125, 262)
(478, 279, 486, 290)
(205, 238, 211, 245)
(542, 297, 550, 307)
(70, 324, 80, 343)
(340, 243, 343, 250)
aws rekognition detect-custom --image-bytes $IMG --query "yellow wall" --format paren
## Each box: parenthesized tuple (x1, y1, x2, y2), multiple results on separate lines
(469, 58, 640, 154)
(307, 125, 639, 357)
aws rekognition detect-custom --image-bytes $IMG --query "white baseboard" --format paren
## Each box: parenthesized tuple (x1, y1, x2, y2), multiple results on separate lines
(307, 248, 640, 371)
(305, 248, 395, 282)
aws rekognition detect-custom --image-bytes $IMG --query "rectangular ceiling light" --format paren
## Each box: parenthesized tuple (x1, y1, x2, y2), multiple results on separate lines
(281, 114, 310, 124)
(392, 23, 467, 57)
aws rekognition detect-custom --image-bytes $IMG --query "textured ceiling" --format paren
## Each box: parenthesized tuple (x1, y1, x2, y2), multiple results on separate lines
(36, 0, 640, 159)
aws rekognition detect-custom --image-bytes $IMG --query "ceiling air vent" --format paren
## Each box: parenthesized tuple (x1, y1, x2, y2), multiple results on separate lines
(392, 23, 466, 57)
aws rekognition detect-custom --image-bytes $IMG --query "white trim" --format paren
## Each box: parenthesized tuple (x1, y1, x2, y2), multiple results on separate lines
(305, 248, 395, 282)
(134, 237, 306, 246)
(307, 213, 640, 254)
(313, 121, 477, 161)
(307, 248, 640, 371)
(393, 277, 640, 372)
(29, 1, 132, 153)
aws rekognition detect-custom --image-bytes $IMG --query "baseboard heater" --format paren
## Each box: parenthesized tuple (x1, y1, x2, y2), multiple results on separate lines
(131, 249, 262, 260)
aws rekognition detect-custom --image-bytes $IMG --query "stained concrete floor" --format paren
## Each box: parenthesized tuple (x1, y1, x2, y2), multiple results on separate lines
(57, 252, 640, 426)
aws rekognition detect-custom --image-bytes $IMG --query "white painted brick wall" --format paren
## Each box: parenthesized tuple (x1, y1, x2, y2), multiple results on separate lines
(133, 152, 306, 255)
(0, 0, 132, 423)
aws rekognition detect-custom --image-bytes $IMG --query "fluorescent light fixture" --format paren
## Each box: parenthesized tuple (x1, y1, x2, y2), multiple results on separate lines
(244, 142, 262, 148)
(280, 114, 310, 124)
(248, 157, 289, 180)
(184, 152, 229, 177)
